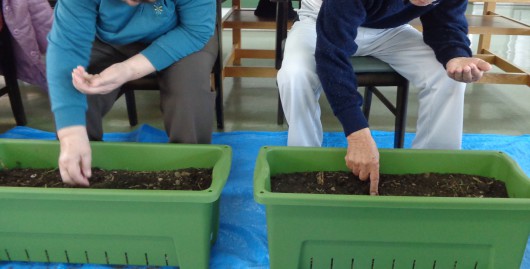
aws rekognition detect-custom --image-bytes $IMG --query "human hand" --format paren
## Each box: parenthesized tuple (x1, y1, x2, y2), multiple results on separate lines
(57, 126, 92, 186)
(71, 64, 129, 95)
(446, 57, 492, 83)
(345, 128, 380, 195)
(72, 54, 155, 95)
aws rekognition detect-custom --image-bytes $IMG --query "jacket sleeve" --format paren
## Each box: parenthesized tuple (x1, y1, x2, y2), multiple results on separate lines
(315, 0, 368, 137)
(46, 0, 98, 130)
(420, 0, 471, 68)
(28, 0, 54, 54)
(141, 0, 216, 71)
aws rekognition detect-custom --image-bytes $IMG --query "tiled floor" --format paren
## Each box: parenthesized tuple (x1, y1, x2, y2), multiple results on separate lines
(0, 3, 529, 137)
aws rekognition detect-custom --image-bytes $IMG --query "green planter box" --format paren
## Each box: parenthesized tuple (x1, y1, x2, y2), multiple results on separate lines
(0, 139, 232, 269)
(254, 146, 530, 269)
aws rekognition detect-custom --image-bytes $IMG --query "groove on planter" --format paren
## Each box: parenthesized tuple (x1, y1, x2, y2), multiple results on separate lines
(4, 249, 10, 261)
(308, 256, 486, 269)
(104, 251, 109, 264)
(24, 249, 30, 262)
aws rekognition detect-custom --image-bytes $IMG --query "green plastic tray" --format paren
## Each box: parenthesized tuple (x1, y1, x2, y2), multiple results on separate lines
(0, 139, 232, 268)
(254, 146, 530, 269)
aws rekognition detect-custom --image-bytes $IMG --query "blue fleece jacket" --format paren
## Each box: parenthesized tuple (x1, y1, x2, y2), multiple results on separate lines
(315, 0, 471, 137)
(46, 0, 215, 130)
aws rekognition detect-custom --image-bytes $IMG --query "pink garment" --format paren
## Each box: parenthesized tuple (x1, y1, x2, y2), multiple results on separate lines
(1, 0, 53, 91)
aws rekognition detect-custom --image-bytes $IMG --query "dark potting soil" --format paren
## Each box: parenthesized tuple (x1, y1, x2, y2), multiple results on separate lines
(271, 171, 509, 198)
(0, 167, 213, 190)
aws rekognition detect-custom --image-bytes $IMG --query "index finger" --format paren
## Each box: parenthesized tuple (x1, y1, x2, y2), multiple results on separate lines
(369, 169, 380, 196)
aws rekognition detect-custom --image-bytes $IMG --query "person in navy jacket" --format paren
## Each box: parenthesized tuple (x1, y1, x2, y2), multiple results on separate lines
(278, 0, 491, 195)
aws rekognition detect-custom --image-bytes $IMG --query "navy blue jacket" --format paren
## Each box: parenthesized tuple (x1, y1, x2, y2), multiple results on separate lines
(315, 0, 471, 137)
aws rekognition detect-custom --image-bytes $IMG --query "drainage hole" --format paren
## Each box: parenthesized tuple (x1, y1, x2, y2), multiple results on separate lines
(330, 258, 334, 269)
(4, 249, 11, 261)
(44, 250, 50, 263)
(64, 250, 70, 263)
(145, 253, 149, 266)
(453, 260, 458, 269)
(432, 260, 437, 269)
(371, 258, 375, 269)
(105, 251, 109, 264)
(392, 259, 396, 269)
(350, 258, 355, 269)
(412, 259, 416, 269)
(165, 253, 169, 266)
(310, 257, 313, 269)
(474, 261, 479, 269)
(124, 252, 129, 265)
(24, 249, 31, 262)
(85, 251, 90, 263)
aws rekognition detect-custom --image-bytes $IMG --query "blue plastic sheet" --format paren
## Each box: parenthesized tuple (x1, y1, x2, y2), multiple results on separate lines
(1, 124, 529, 269)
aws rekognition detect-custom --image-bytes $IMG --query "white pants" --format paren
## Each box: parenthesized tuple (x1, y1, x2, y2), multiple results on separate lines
(277, 16, 466, 149)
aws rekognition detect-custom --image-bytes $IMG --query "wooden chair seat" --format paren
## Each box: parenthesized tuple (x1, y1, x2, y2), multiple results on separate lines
(223, 9, 278, 29)
(410, 14, 530, 35)
(222, 0, 295, 78)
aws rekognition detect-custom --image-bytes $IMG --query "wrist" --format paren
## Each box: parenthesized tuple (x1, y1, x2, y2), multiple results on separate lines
(122, 54, 156, 81)
(57, 125, 88, 141)
(346, 128, 371, 141)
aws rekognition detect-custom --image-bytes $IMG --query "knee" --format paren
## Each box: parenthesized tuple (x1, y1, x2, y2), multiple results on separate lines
(277, 59, 317, 94)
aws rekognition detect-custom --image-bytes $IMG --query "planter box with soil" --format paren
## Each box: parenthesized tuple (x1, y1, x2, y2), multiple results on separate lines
(253, 146, 530, 269)
(0, 139, 232, 269)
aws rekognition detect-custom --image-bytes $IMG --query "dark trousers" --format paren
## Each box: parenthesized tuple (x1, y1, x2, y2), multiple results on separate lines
(85, 32, 218, 144)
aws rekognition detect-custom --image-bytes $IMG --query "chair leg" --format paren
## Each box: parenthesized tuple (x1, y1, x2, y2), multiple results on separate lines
(362, 86, 374, 121)
(4, 76, 27, 126)
(277, 94, 285, 125)
(124, 90, 138, 126)
(394, 83, 409, 148)
(215, 79, 224, 129)
(213, 48, 224, 129)
(1, 21, 27, 126)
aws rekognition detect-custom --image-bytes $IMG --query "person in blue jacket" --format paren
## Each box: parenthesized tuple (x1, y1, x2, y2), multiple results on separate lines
(313, 0, 491, 195)
(46, 0, 217, 186)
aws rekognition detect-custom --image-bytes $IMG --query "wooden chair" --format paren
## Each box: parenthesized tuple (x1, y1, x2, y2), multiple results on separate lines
(273, 0, 409, 148)
(410, 0, 530, 86)
(222, 0, 296, 78)
(119, 0, 225, 129)
(0, 0, 27, 126)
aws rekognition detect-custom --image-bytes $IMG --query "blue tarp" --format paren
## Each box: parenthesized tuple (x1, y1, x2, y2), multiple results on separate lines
(1, 124, 529, 269)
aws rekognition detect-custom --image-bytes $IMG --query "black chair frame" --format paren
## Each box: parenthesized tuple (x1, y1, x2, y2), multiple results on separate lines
(0, 0, 27, 126)
(272, 0, 409, 148)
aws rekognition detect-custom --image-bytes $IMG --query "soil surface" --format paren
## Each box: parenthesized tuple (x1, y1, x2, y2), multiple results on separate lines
(0, 168, 213, 190)
(271, 171, 508, 198)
